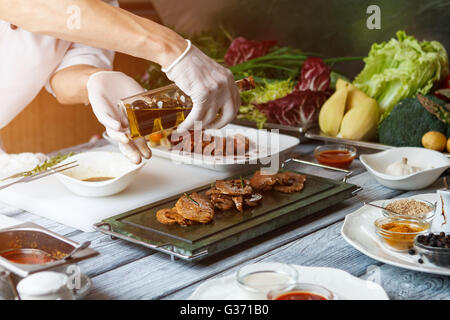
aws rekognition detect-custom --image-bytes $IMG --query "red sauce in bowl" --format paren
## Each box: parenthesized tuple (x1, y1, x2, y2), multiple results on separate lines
(0, 249, 56, 265)
(315, 150, 355, 169)
(275, 291, 327, 300)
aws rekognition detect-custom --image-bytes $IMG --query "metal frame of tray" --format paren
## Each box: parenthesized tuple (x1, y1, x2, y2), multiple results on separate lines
(235, 120, 450, 157)
(305, 128, 450, 157)
(232, 119, 308, 136)
(304, 128, 392, 151)
(233, 119, 392, 150)
(94, 159, 362, 262)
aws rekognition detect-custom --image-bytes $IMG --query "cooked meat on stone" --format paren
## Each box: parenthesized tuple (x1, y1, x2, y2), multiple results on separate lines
(274, 172, 306, 193)
(250, 170, 278, 191)
(215, 179, 253, 196)
(156, 208, 193, 227)
(232, 196, 244, 212)
(175, 192, 214, 224)
(244, 193, 263, 207)
(210, 192, 235, 211)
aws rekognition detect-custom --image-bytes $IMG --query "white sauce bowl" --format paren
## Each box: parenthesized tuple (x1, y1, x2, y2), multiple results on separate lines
(55, 151, 146, 197)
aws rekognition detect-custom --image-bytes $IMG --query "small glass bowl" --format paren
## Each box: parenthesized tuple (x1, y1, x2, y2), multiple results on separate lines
(374, 217, 430, 252)
(267, 283, 335, 300)
(236, 263, 299, 297)
(414, 233, 450, 268)
(382, 199, 435, 222)
(314, 144, 357, 169)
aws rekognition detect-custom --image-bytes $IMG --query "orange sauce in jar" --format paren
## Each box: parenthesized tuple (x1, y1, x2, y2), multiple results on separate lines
(275, 291, 327, 300)
(315, 150, 355, 169)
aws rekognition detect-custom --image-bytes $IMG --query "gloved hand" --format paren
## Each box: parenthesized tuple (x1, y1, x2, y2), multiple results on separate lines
(87, 71, 151, 164)
(162, 40, 241, 131)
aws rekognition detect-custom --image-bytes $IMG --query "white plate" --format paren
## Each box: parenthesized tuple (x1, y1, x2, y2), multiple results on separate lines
(189, 264, 388, 300)
(341, 193, 450, 276)
(104, 124, 300, 172)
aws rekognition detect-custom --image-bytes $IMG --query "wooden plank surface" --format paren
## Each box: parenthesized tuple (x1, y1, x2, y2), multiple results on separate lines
(3, 140, 449, 300)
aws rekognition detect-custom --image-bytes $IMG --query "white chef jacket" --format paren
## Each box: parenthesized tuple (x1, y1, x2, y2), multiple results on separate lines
(0, 0, 118, 130)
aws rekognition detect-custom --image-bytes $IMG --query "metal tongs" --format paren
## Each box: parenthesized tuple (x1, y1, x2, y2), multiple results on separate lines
(0, 161, 78, 191)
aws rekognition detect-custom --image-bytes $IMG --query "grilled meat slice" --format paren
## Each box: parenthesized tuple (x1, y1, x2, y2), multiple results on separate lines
(215, 179, 253, 196)
(250, 170, 278, 191)
(232, 196, 244, 212)
(274, 172, 306, 193)
(224, 134, 250, 156)
(244, 193, 263, 207)
(156, 208, 193, 226)
(210, 191, 235, 211)
(175, 192, 214, 224)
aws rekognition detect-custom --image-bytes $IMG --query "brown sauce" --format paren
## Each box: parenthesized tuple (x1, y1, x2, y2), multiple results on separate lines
(82, 177, 114, 182)
(275, 291, 327, 300)
(0, 249, 56, 265)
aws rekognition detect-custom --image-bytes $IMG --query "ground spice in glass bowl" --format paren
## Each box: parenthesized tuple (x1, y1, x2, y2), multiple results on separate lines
(382, 199, 435, 222)
(374, 217, 430, 252)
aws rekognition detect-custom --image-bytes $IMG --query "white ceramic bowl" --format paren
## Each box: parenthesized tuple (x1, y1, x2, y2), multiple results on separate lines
(360, 147, 450, 190)
(55, 151, 146, 197)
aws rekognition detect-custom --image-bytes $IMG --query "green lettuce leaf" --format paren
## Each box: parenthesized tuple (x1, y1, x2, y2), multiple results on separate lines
(353, 31, 449, 122)
(238, 79, 294, 128)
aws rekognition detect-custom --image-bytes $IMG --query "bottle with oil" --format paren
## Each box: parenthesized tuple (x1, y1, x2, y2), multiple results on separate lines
(119, 77, 255, 139)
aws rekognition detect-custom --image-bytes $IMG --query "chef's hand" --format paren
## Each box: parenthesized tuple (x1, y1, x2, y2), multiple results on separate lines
(87, 71, 151, 164)
(162, 40, 241, 131)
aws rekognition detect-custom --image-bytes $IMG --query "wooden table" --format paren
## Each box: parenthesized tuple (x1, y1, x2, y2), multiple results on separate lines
(5, 141, 450, 300)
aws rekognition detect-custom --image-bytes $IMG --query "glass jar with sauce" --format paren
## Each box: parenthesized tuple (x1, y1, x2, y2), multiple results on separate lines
(267, 283, 335, 300)
(374, 217, 430, 251)
(236, 263, 299, 299)
(314, 144, 357, 169)
(119, 77, 256, 139)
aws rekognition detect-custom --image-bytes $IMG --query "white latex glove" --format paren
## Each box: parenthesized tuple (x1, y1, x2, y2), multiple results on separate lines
(87, 71, 151, 164)
(162, 40, 241, 131)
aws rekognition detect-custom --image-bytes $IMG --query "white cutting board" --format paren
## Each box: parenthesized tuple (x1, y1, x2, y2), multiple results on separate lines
(0, 214, 22, 229)
(0, 147, 232, 232)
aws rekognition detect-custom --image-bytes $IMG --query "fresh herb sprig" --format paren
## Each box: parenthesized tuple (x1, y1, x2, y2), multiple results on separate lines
(184, 192, 199, 206)
(30, 153, 75, 175)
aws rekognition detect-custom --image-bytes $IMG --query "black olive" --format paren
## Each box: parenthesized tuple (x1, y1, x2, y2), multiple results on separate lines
(408, 249, 416, 255)
(418, 258, 424, 264)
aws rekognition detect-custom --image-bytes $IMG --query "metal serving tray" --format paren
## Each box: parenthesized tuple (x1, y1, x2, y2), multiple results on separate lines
(232, 119, 308, 137)
(0, 222, 98, 277)
(305, 128, 391, 151)
(305, 128, 450, 158)
(94, 167, 361, 262)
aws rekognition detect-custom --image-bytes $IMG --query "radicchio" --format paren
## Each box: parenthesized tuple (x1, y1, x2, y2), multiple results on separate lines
(294, 57, 331, 92)
(255, 57, 332, 128)
(224, 37, 278, 67)
(256, 90, 330, 127)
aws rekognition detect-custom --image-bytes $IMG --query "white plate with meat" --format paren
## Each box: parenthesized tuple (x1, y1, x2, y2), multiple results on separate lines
(104, 124, 299, 172)
(149, 124, 299, 172)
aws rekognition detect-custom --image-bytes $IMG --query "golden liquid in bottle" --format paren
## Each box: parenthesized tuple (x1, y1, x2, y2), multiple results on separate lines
(126, 102, 191, 139)
(123, 76, 255, 139)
